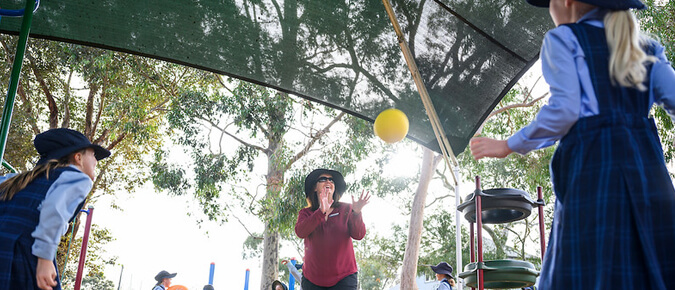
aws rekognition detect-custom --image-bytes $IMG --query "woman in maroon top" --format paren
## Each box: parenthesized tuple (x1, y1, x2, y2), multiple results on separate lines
(295, 169, 370, 289)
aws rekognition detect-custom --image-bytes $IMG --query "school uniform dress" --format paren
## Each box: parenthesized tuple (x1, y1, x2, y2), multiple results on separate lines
(507, 8, 675, 290)
(437, 278, 452, 290)
(0, 165, 92, 290)
(295, 202, 365, 288)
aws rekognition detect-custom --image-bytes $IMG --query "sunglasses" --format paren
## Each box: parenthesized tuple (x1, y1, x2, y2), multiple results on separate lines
(316, 176, 334, 183)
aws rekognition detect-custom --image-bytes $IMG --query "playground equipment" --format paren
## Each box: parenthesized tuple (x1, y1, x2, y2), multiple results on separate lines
(209, 262, 215, 285)
(289, 258, 298, 290)
(374, 108, 410, 144)
(457, 176, 546, 289)
(244, 268, 250, 290)
(73, 206, 95, 290)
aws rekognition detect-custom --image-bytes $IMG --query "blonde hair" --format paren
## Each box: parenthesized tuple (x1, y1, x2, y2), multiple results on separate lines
(0, 150, 82, 201)
(604, 10, 657, 91)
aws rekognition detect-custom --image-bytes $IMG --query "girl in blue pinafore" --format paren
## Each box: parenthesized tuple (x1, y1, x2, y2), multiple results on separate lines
(470, 0, 675, 289)
(0, 128, 110, 290)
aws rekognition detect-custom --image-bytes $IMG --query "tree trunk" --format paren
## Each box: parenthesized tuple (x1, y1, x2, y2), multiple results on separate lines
(261, 143, 284, 290)
(400, 148, 442, 290)
(260, 225, 280, 290)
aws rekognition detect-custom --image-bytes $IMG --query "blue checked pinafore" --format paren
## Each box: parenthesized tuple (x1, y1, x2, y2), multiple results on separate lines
(539, 23, 675, 289)
(0, 166, 83, 290)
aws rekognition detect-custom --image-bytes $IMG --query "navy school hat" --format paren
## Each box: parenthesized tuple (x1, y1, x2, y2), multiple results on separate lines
(154, 270, 177, 282)
(525, 0, 646, 10)
(431, 262, 455, 279)
(34, 128, 111, 165)
(303, 169, 346, 198)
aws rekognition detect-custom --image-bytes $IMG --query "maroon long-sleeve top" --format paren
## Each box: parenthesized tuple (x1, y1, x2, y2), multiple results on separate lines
(295, 202, 366, 287)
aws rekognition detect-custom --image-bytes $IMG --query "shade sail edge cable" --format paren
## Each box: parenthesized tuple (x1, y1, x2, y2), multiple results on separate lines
(381, 0, 459, 184)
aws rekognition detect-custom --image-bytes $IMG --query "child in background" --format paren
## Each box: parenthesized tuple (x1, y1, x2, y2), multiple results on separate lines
(0, 128, 110, 290)
(272, 280, 288, 290)
(470, 0, 675, 288)
(281, 259, 302, 290)
(430, 262, 455, 290)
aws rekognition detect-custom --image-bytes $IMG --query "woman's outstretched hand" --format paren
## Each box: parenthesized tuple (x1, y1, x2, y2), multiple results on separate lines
(470, 137, 513, 160)
(352, 190, 371, 214)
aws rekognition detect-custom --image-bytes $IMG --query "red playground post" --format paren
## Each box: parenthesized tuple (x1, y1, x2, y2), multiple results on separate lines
(74, 205, 94, 290)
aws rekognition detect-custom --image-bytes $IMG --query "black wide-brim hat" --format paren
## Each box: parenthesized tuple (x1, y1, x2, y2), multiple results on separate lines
(303, 169, 346, 197)
(431, 262, 454, 278)
(526, 0, 646, 10)
(34, 128, 111, 165)
(154, 270, 177, 282)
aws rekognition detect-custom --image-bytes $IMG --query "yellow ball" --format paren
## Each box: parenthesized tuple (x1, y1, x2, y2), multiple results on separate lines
(374, 108, 409, 143)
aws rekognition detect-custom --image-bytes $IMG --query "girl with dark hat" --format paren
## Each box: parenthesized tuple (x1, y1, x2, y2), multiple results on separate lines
(0, 128, 110, 290)
(294, 169, 371, 289)
(470, 0, 675, 288)
(152, 270, 177, 290)
(272, 280, 288, 290)
(430, 262, 455, 290)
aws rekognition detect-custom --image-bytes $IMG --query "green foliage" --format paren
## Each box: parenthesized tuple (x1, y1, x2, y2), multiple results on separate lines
(242, 234, 264, 260)
(59, 225, 117, 289)
(78, 272, 116, 290)
(151, 150, 189, 194)
(355, 231, 406, 289)
(638, 0, 675, 163)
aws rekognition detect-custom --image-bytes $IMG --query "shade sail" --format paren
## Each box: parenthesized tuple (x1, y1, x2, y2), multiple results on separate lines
(0, 0, 551, 154)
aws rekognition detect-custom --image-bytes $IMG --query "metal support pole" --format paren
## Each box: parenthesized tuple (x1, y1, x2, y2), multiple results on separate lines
(470, 221, 475, 290)
(74, 206, 94, 290)
(0, 0, 36, 166)
(244, 268, 250, 290)
(454, 166, 463, 290)
(475, 176, 484, 290)
(209, 262, 215, 285)
(537, 186, 546, 262)
(117, 265, 124, 290)
(470, 222, 475, 263)
(289, 258, 296, 290)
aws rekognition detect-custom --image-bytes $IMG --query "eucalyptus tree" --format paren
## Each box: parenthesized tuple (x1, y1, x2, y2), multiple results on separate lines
(0, 36, 210, 282)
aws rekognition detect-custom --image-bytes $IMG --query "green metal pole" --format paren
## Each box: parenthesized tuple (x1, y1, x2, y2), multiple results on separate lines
(2, 160, 17, 172)
(0, 0, 36, 172)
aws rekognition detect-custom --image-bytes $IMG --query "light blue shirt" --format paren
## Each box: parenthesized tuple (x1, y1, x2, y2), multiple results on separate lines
(437, 278, 452, 290)
(507, 8, 675, 154)
(1, 165, 93, 260)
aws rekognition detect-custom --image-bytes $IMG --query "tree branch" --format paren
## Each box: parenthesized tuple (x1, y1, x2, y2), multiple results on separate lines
(196, 116, 269, 154)
(26, 54, 59, 128)
(284, 111, 346, 171)
(61, 70, 74, 128)
(474, 92, 548, 136)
